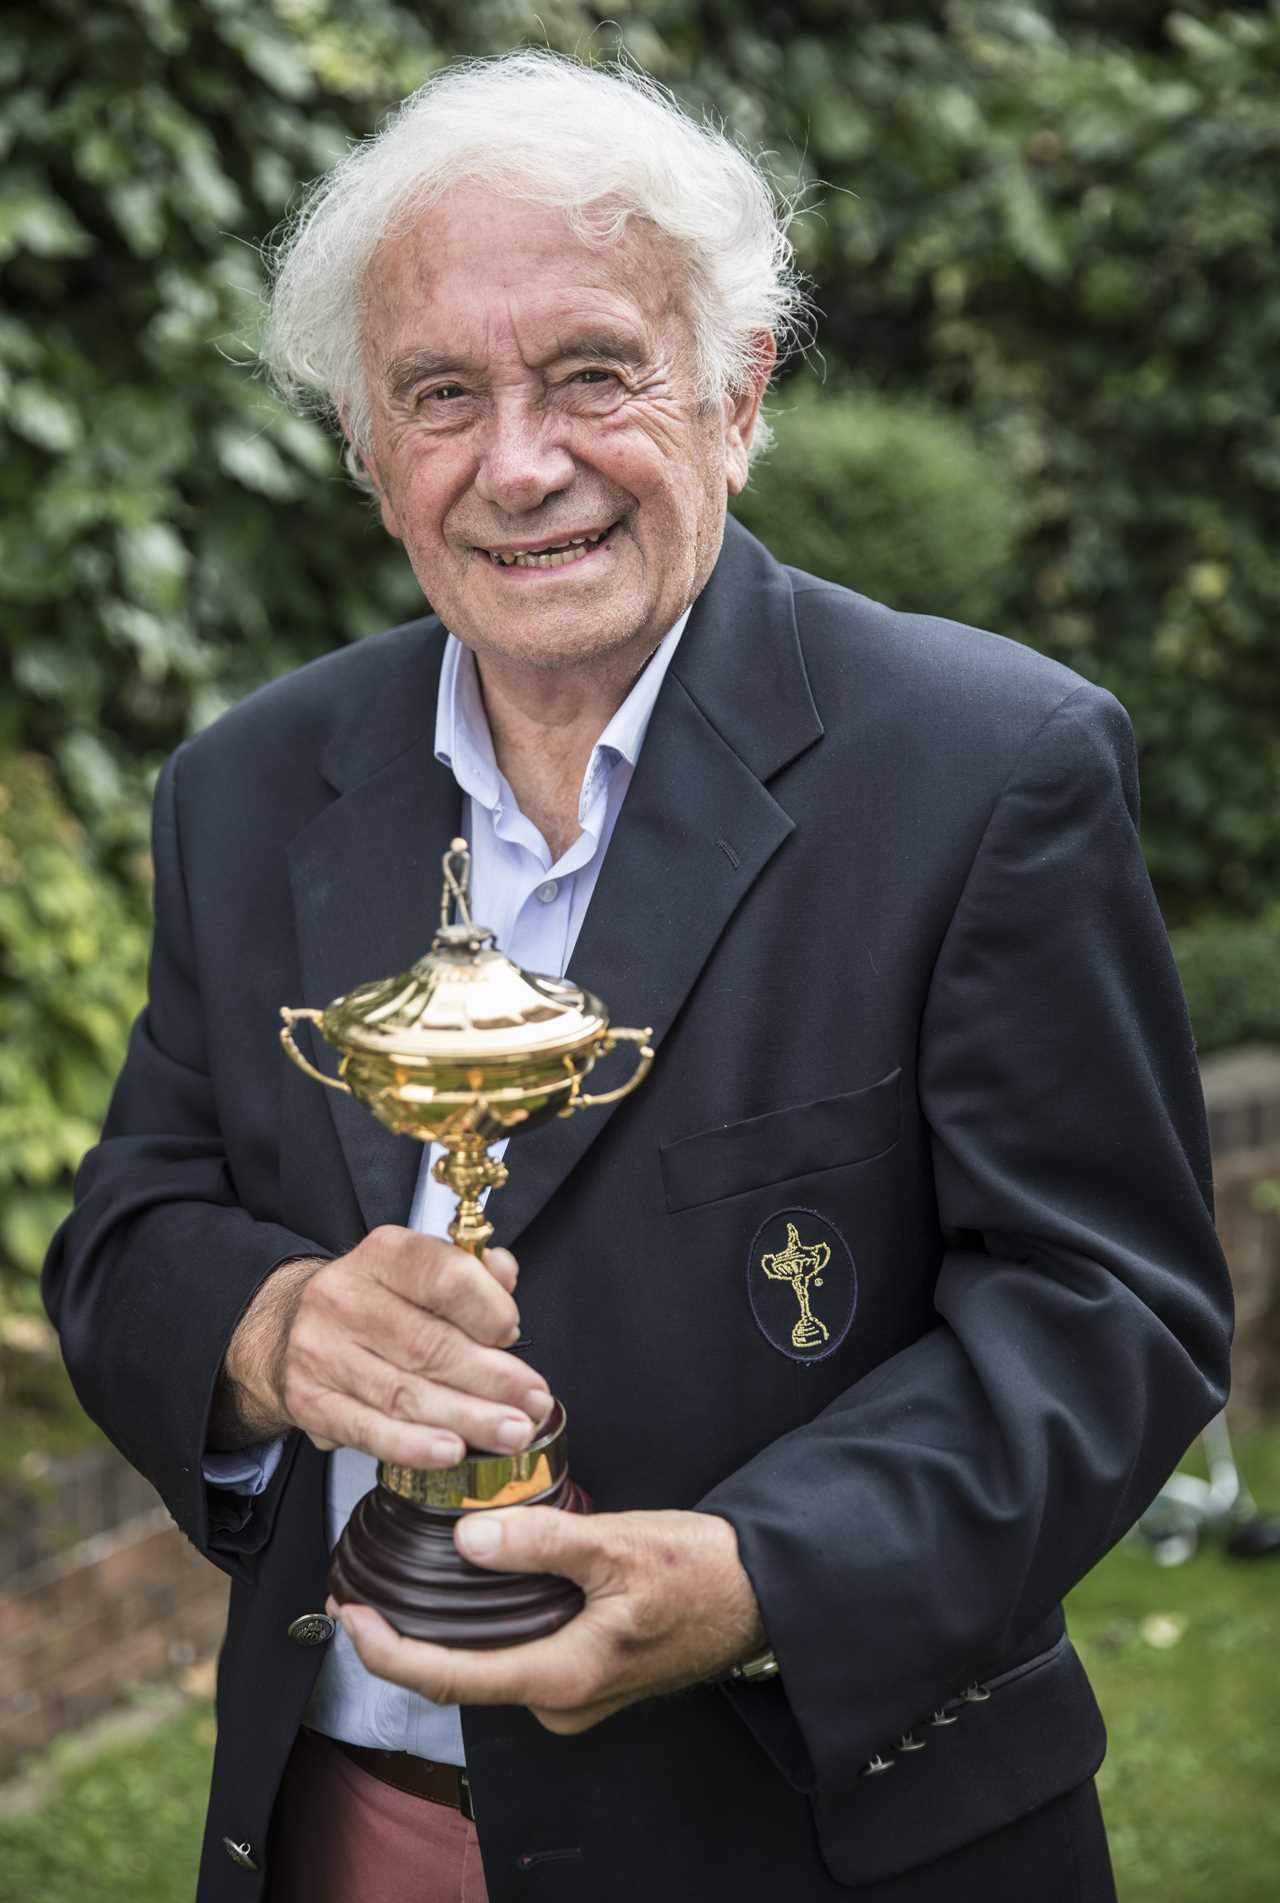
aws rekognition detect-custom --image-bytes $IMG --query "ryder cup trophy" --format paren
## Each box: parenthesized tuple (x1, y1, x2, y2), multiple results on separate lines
(279, 840, 652, 1648)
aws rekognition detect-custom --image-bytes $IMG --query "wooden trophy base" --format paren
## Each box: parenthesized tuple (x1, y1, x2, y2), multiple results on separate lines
(328, 1460, 591, 1648)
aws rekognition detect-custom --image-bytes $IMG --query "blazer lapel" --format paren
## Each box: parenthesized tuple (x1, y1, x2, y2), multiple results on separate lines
(288, 624, 461, 1235)
(488, 520, 824, 1250)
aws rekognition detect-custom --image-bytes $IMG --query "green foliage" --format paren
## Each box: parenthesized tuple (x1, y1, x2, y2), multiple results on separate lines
(647, 1, 1280, 921)
(733, 382, 1021, 629)
(0, 757, 150, 1290)
(4, 0, 1278, 1296)
(0, 0, 433, 794)
(7, 0, 1279, 928)
(1174, 911, 1280, 1057)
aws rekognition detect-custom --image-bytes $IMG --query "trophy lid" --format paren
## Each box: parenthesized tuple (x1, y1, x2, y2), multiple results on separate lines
(317, 840, 609, 1062)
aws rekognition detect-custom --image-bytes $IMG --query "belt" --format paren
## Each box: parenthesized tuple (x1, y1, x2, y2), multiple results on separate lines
(324, 1734, 476, 1822)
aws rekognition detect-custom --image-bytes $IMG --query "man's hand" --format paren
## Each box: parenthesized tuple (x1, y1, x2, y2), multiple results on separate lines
(210, 1227, 550, 1467)
(330, 1507, 767, 1734)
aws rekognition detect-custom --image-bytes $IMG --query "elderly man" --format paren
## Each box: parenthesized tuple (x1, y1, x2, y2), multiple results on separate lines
(45, 51, 1230, 1903)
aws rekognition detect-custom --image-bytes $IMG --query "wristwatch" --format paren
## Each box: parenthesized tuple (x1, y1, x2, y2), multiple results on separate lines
(729, 1645, 779, 1683)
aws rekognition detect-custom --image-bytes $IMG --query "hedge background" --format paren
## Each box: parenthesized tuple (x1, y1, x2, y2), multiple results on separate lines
(3, 0, 1279, 1316)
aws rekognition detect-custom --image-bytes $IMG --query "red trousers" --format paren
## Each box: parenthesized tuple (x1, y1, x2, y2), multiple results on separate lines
(270, 1728, 489, 1903)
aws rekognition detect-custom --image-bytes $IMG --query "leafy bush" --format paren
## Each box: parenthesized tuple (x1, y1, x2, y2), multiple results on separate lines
(6, 0, 1278, 932)
(1174, 911, 1280, 1057)
(0, 0, 434, 811)
(663, 2, 1280, 921)
(0, 755, 149, 1293)
(733, 382, 1021, 630)
(5, 1, 1278, 1313)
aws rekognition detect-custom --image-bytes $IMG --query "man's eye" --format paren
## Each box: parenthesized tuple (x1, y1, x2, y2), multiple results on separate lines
(422, 385, 467, 403)
(573, 369, 615, 385)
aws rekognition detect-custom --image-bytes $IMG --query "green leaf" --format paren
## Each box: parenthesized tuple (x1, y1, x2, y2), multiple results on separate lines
(999, 167, 1070, 281)
(214, 425, 300, 498)
(117, 522, 192, 614)
(0, 187, 95, 262)
(6, 382, 82, 452)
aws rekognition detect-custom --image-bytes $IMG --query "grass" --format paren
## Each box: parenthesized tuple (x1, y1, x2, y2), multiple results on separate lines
(0, 1691, 213, 1902)
(1071, 1425, 1280, 1902)
(0, 1429, 1277, 1902)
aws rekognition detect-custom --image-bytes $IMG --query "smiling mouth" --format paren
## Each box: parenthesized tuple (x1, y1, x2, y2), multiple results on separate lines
(483, 524, 617, 569)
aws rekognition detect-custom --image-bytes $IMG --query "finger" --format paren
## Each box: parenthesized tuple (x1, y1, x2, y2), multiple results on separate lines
(293, 1337, 550, 1463)
(364, 1227, 521, 1347)
(335, 1602, 612, 1713)
(302, 1388, 468, 1469)
(346, 1345, 550, 1456)
(454, 1507, 623, 1596)
(483, 1247, 519, 1295)
(348, 1316, 550, 1425)
(290, 1291, 551, 1427)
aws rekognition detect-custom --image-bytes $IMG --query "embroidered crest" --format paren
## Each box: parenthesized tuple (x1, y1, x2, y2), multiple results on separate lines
(748, 1208, 855, 1362)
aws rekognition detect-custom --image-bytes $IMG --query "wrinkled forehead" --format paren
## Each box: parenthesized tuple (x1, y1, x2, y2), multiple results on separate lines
(360, 183, 691, 359)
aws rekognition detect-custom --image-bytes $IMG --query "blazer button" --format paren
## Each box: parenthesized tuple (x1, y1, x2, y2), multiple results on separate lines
(860, 1753, 895, 1777)
(222, 1838, 259, 1871)
(287, 1612, 336, 1646)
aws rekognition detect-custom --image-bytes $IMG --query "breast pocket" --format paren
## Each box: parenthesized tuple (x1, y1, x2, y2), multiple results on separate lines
(658, 1068, 901, 1213)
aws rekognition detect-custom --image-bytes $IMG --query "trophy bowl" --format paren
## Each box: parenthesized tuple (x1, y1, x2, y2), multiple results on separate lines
(279, 840, 652, 1645)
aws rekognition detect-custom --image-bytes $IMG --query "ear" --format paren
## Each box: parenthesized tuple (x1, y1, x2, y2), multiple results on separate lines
(724, 332, 778, 497)
(339, 406, 402, 542)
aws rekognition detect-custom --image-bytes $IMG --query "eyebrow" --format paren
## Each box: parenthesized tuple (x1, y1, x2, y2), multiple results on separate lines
(382, 332, 649, 402)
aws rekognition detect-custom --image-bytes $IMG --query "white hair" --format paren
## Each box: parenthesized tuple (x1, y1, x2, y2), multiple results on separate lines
(261, 50, 810, 472)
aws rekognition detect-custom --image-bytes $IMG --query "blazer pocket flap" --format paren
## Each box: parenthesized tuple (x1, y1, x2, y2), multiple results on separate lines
(660, 1068, 901, 1213)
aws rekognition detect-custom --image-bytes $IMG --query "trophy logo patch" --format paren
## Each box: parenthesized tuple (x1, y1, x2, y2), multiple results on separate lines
(749, 1208, 855, 1362)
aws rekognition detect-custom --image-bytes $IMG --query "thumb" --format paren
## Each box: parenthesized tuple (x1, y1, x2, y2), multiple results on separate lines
(454, 1505, 616, 1591)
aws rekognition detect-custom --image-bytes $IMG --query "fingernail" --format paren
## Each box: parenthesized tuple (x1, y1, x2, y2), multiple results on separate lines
(496, 1416, 532, 1450)
(428, 1434, 465, 1465)
(524, 1388, 551, 1427)
(458, 1515, 502, 1557)
(504, 1322, 522, 1347)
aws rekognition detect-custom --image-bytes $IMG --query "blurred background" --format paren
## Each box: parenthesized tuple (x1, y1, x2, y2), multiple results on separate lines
(1, 1, 1278, 1896)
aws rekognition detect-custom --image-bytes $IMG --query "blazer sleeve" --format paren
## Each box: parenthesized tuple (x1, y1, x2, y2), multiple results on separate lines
(42, 749, 328, 1573)
(699, 683, 1233, 1788)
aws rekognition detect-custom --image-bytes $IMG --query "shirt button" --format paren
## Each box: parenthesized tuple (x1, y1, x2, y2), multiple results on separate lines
(535, 880, 559, 904)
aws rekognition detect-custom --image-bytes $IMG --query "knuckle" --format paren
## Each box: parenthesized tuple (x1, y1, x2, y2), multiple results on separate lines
(402, 1314, 450, 1373)
(382, 1377, 421, 1423)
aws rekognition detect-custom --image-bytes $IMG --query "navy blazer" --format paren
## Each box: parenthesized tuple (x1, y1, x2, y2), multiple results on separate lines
(45, 519, 1232, 1899)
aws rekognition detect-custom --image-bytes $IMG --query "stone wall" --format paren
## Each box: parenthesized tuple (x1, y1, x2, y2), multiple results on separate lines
(0, 1452, 227, 1781)
(1202, 1046, 1280, 1427)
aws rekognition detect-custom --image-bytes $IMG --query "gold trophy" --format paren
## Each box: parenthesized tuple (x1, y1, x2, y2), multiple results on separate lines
(279, 840, 651, 1647)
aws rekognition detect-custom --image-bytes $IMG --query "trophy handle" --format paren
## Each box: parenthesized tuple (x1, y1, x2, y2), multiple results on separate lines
(566, 1026, 654, 1112)
(279, 1007, 352, 1094)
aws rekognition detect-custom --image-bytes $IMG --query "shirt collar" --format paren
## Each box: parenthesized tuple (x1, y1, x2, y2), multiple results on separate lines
(434, 609, 690, 822)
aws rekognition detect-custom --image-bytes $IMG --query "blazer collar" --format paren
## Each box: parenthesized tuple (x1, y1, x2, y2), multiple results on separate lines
(487, 517, 824, 1249)
(288, 519, 824, 1242)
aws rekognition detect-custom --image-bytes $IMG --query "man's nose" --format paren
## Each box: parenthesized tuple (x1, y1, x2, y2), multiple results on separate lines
(473, 401, 575, 513)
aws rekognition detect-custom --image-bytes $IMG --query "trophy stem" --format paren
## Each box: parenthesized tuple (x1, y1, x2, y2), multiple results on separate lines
(433, 1132, 509, 1256)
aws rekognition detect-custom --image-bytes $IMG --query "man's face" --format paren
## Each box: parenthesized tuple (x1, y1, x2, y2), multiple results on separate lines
(356, 184, 768, 675)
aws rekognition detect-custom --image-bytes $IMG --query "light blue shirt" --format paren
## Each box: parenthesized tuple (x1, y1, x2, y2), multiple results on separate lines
(208, 610, 687, 1764)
